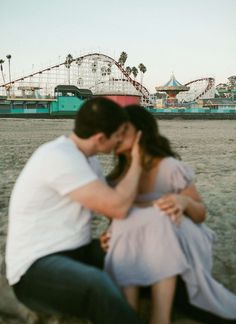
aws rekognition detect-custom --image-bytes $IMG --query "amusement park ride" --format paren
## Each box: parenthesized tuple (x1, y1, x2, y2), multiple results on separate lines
(0, 53, 235, 118)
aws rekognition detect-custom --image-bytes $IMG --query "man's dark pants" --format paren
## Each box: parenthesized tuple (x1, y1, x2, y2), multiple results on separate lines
(13, 240, 143, 324)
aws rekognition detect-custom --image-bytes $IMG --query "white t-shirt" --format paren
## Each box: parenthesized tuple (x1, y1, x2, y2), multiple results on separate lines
(6, 136, 102, 285)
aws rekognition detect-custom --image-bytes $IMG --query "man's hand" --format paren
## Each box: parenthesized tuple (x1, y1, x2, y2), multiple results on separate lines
(155, 194, 189, 226)
(100, 231, 111, 252)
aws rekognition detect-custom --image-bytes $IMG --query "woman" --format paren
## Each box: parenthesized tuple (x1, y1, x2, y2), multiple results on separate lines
(104, 105, 236, 324)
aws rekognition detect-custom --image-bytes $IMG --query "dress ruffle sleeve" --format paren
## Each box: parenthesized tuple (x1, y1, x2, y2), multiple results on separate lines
(170, 160, 196, 192)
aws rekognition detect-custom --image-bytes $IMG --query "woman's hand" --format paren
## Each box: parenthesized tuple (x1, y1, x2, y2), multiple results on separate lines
(130, 131, 142, 165)
(155, 194, 189, 226)
(100, 231, 111, 252)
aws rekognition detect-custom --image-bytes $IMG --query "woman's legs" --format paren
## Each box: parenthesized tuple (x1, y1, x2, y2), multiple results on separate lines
(122, 276, 177, 323)
(150, 276, 177, 324)
(122, 286, 140, 310)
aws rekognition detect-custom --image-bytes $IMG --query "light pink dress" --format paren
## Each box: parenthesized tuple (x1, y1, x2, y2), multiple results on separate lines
(105, 157, 236, 319)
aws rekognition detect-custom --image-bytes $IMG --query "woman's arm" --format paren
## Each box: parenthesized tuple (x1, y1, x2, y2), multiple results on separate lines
(156, 184, 206, 224)
(180, 184, 206, 223)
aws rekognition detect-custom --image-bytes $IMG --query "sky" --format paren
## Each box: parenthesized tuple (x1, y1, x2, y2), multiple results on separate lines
(0, 0, 235, 92)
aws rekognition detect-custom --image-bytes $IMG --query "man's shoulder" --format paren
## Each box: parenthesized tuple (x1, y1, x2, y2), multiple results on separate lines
(39, 136, 89, 169)
(24, 136, 84, 174)
(37, 136, 83, 159)
(39, 136, 71, 152)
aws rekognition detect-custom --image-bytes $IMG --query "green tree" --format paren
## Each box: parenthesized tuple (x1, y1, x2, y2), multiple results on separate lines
(6, 54, 12, 84)
(131, 66, 138, 79)
(138, 63, 147, 85)
(125, 66, 132, 76)
(118, 51, 128, 66)
(0, 59, 6, 84)
(65, 54, 73, 84)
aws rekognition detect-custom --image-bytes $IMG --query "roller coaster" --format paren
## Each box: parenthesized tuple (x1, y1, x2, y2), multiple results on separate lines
(0, 53, 149, 100)
(0, 53, 215, 105)
(177, 77, 215, 103)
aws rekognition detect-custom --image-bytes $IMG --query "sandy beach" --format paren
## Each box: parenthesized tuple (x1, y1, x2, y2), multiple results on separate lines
(0, 118, 235, 323)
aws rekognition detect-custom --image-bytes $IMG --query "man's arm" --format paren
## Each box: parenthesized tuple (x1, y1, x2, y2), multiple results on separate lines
(69, 132, 142, 219)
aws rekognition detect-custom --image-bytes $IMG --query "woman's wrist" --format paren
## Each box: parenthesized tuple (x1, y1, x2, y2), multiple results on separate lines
(179, 194, 190, 212)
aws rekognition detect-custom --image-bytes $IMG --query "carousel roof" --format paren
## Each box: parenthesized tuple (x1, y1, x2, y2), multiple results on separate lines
(156, 74, 189, 92)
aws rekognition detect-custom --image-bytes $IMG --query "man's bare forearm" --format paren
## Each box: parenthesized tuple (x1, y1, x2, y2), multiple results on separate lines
(113, 158, 142, 218)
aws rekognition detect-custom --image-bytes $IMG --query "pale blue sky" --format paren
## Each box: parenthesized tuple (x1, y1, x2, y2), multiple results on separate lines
(1, 0, 235, 91)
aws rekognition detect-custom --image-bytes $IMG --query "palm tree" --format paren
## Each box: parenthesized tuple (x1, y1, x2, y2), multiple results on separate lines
(138, 63, 147, 86)
(118, 51, 128, 66)
(65, 54, 73, 67)
(125, 66, 132, 76)
(65, 54, 73, 84)
(6, 55, 12, 84)
(131, 66, 138, 79)
(0, 59, 6, 84)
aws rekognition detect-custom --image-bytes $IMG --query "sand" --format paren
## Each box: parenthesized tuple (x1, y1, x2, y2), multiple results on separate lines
(0, 118, 235, 323)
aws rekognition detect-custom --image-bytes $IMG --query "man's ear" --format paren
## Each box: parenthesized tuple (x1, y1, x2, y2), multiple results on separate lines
(93, 133, 107, 145)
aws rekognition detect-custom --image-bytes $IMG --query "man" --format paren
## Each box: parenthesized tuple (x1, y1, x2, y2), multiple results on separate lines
(6, 98, 143, 324)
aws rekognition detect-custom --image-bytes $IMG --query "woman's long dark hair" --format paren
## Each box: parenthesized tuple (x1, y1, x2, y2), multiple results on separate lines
(107, 105, 180, 183)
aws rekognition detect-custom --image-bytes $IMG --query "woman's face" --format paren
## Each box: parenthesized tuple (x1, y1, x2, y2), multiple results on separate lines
(115, 122, 137, 154)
